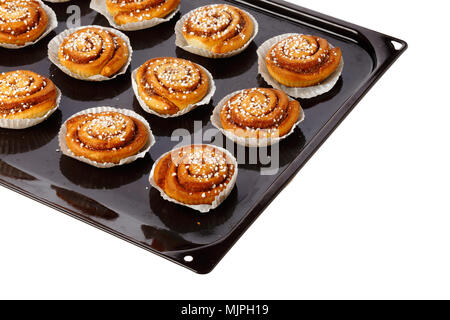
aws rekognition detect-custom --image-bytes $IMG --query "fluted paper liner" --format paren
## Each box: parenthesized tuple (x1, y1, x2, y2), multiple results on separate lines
(175, 5, 259, 59)
(58, 106, 155, 168)
(0, 88, 61, 129)
(257, 33, 344, 99)
(210, 89, 305, 147)
(131, 64, 216, 118)
(0, 1, 58, 49)
(149, 145, 238, 213)
(48, 25, 133, 81)
(89, 0, 179, 31)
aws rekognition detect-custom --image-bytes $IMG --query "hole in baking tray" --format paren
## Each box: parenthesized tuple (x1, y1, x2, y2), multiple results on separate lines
(184, 255, 194, 263)
(391, 40, 403, 51)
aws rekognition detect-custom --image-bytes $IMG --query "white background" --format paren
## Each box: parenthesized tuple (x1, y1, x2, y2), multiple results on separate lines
(1, 0, 448, 299)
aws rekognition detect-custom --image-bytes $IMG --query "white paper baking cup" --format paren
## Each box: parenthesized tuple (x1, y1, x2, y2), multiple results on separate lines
(210, 89, 305, 147)
(90, 0, 179, 31)
(175, 5, 259, 59)
(0, 0, 58, 49)
(0, 88, 61, 129)
(149, 145, 238, 213)
(131, 63, 216, 118)
(58, 106, 155, 168)
(257, 33, 344, 99)
(48, 25, 133, 81)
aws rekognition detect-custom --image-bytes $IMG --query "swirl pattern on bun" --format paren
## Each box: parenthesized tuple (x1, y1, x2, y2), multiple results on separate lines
(0, 0, 48, 45)
(106, 0, 180, 25)
(0, 70, 58, 120)
(65, 111, 149, 164)
(152, 145, 237, 206)
(135, 57, 210, 115)
(265, 34, 342, 87)
(219, 88, 301, 139)
(58, 27, 129, 78)
(181, 4, 254, 54)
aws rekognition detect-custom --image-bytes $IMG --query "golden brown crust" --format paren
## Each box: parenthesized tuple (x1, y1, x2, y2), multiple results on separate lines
(65, 111, 149, 164)
(58, 27, 129, 78)
(136, 57, 210, 115)
(106, 0, 180, 25)
(0, 70, 57, 120)
(265, 35, 342, 87)
(182, 4, 254, 54)
(220, 88, 301, 139)
(0, 0, 48, 46)
(153, 145, 236, 205)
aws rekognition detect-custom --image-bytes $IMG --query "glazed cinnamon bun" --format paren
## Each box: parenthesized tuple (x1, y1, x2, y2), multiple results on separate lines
(0, 70, 58, 120)
(65, 111, 149, 164)
(181, 4, 254, 54)
(0, 0, 48, 46)
(265, 34, 342, 87)
(135, 57, 211, 115)
(106, 0, 180, 25)
(152, 145, 237, 208)
(58, 27, 130, 78)
(218, 88, 302, 140)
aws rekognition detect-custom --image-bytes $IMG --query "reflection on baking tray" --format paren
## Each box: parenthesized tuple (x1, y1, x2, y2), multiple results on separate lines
(132, 99, 212, 137)
(232, 127, 306, 173)
(0, 159, 36, 181)
(299, 78, 344, 109)
(141, 225, 202, 252)
(126, 17, 179, 50)
(59, 155, 152, 190)
(149, 187, 236, 234)
(91, 13, 111, 28)
(49, 64, 130, 101)
(0, 39, 50, 67)
(175, 43, 257, 79)
(0, 110, 61, 154)
(49, 0, 92, 23)
(51, 185, 119, 221)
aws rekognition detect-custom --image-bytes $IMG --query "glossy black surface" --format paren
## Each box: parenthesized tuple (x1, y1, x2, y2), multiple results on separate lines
(0, 0, 406, 273)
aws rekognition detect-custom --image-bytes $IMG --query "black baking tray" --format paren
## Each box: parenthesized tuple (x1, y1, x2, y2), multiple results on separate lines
(0, 0, 406, 273)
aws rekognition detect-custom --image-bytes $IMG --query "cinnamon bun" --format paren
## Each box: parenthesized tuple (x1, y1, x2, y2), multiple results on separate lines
(57, 27, 130, 78)
(0, 70, 58, 120)
(181, 4, 254, 54)
(64, 111, 149, 164)
(0, 0, 48, 46)
(152, 145, 237, 208)
(106, 0, 180, 25)
(218, 88, 302, 140)
(135, 57, 211, 115)
(265, 34, 342, 87)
